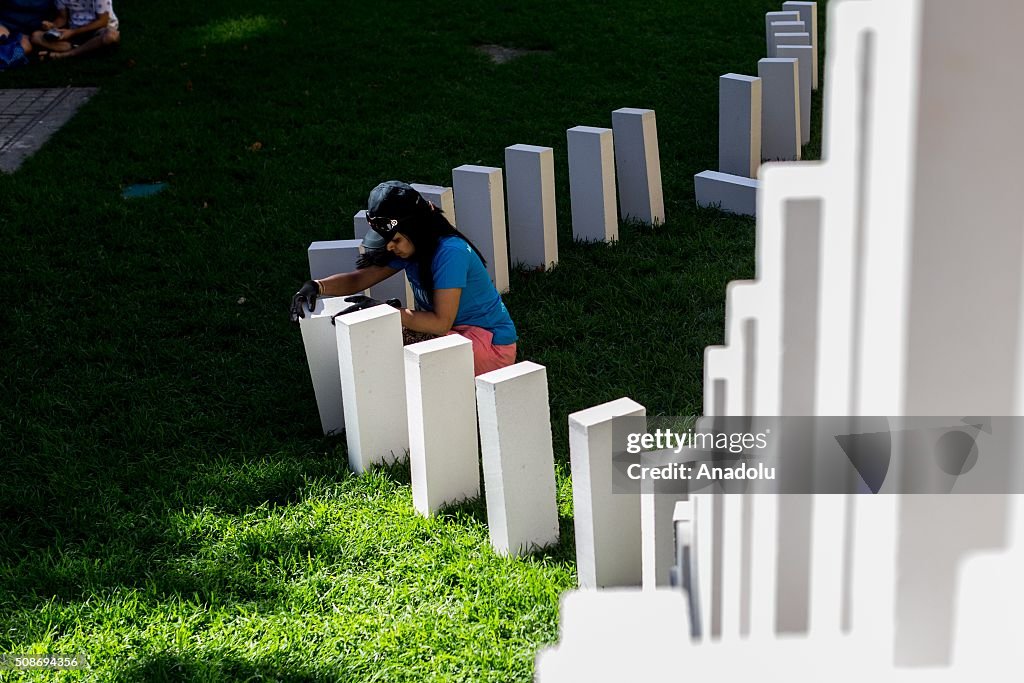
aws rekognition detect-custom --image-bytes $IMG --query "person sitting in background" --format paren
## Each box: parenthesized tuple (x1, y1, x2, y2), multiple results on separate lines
(31, 0, 118, 60)
(0, 22, 32, 69)
(290, 181, 519, 376)
(0, 0, 55, 38)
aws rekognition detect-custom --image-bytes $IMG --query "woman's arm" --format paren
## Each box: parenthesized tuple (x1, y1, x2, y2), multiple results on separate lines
(401, 288, 460, 335)
(318, 266, 398, 297)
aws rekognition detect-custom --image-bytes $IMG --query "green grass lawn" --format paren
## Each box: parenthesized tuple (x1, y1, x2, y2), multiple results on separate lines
(0, 0, 824, 680)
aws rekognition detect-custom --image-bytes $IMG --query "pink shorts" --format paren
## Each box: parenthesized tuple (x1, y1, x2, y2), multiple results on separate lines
(446, 325, 517, 376)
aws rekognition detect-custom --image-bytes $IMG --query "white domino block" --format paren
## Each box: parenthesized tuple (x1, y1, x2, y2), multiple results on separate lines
(452, 165, 510, 293)
(641, 475, 686, 590)
(694, 171, 758, 217)
(567, 126, 618, 243)
(410, 183, 457, 226)
(782, 1, 818, 89)
(759, 58, 801, 161)
(769, 21, 806, 57)
(504, 144, 558, 271)
(777, 44, 813, 145)
(611, 108, 665, 226)
(718, 75, 762, 178)
(354, 209, 414, 307)
(476, 361, 559, 556)
(308, 239, 362, 281)
(298, 297, 351, 435)
(405, 334, 479, 515)
(569, 397, 645, 588)
(334, 305, 409, 474)
(765, 11, 800, 57)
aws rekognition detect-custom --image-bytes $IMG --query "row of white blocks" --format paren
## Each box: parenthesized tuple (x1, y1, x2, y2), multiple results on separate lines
(299, 304, 559, 555)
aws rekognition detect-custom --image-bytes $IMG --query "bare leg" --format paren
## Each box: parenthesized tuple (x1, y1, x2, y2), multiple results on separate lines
(30, 30, 72, 52)
(20, 34, 32, 54)
(49, 27, 119, 60)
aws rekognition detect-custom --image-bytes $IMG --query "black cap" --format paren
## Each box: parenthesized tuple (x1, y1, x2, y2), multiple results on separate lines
(366, 180, 424, 223)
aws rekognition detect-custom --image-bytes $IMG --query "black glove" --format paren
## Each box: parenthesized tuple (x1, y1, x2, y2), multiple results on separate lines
(289, 280, 319, 322)
(330, 295, 402, 325)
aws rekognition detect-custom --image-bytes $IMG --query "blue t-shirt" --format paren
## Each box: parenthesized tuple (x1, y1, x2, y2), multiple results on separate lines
(389, 236, 517, 345)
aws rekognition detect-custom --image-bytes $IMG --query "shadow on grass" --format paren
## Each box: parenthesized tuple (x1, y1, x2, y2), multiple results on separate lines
(119, 651, 330, 682)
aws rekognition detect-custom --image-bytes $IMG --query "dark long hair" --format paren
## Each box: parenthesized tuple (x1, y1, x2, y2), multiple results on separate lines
(358, 202, 487, 304)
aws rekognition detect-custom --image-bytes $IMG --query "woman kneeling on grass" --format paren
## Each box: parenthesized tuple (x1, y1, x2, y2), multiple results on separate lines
(290, 181, 518, 376)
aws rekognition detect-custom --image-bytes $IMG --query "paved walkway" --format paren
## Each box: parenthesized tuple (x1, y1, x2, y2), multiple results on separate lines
(0, 87, 98, 173)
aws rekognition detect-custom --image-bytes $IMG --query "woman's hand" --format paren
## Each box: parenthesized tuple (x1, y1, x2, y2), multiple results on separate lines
(40, 20, 54, 30)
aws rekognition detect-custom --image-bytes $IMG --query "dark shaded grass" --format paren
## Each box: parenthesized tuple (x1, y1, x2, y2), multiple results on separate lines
(0, 0, 825, 679)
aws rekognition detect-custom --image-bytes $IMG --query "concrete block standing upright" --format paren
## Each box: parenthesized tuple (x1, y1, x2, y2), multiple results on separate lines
(764, 11, 800, 56)
(759, 58, 801, 161)
(718, 75, 762, 178)
(405, 334, 479, 516)
(452, 165, 510, 293)
(782, 1, 818, 89)
(611, 108, 665, 226)
(410, 183, 457, 226)
(569, 397, 645, 588)
(777, 44, 813, 145)
(694, 171, 758, 217)
(308, 239, 362, 281)
(334, 305, 409, 474)
(476, 361, 559, 556)
(769, 21, 805, 57)
(298, 297, 351, 435)
(354, 209, 414, 307)
(505, 144, 558, 271)
(567, 126, 618, 243)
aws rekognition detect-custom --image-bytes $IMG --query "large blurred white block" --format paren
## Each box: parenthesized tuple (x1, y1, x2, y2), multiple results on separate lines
(694, 171, 758, 217)
(769, 21, 806, 57)
(782, 1, 819, 89)
(505, 144, 558, 271)
(354, 209, 413, 307)
(452, 165, 510, 293)
(765, 10, 800, 57)
(476, 361, 559, 556)
(405, 334, 479, 515)
(569, 397, 645, 588)
(298, 297, 350, 436)
(335, 305, 409, 474)
(759, 58, 801, 161)
(719, 74, 762, 178)
(777, 44, 813, 145)
(567, 125, 618, 243)
(611, 108, 665, 225)
(308, 239, 362, 281)
(410, 183, 457, 226)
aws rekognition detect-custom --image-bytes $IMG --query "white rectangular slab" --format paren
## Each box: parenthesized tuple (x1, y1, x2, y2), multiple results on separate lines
(567, 125, 618, 243)
(569, 397, 645, 588)
(452, 165, 510, 293)
(777, 44, 813, 145)
(476, 361, 559, 556)
(694, 170, 758, 217)
(505, 144, 558, 270)
(298, 297, 351, 435)
(308, 239, 363, 281)
(769, 21, 806, 57)
(782, 1, 819, 89)
(611, 108, 665, 226)
(410, 183, 457, 226)
(765, 11, 800, 57)
(405, 334, 479, 515)
(334, 305, 409, 473)
(718, 74, 762, 178)
(759, 58, 801, 161)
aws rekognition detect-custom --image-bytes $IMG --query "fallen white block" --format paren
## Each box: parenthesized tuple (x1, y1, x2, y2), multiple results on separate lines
(308, 239, 363, 281)
(410, 183, 457, 226)
(782, 1, 819, 89)
(777, 44, 813, 145)
(569, 396, 645, 588)
(504, 144, 558, 271)
(452, 165, 510, 293)
(567, 125, 618, 243)
(611, 108, 665, 226)
(476, 361, 559, 556)
(718, 74, 762, 178)
(354, 209, 414, 307)
(694, 170, 758, 217)
(298, 297, 351, 435)
(334, 305, 409, 474)
(405, 334, 479, 515)
(765, 10, 800, 57)
(759, 57, 801, 161)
